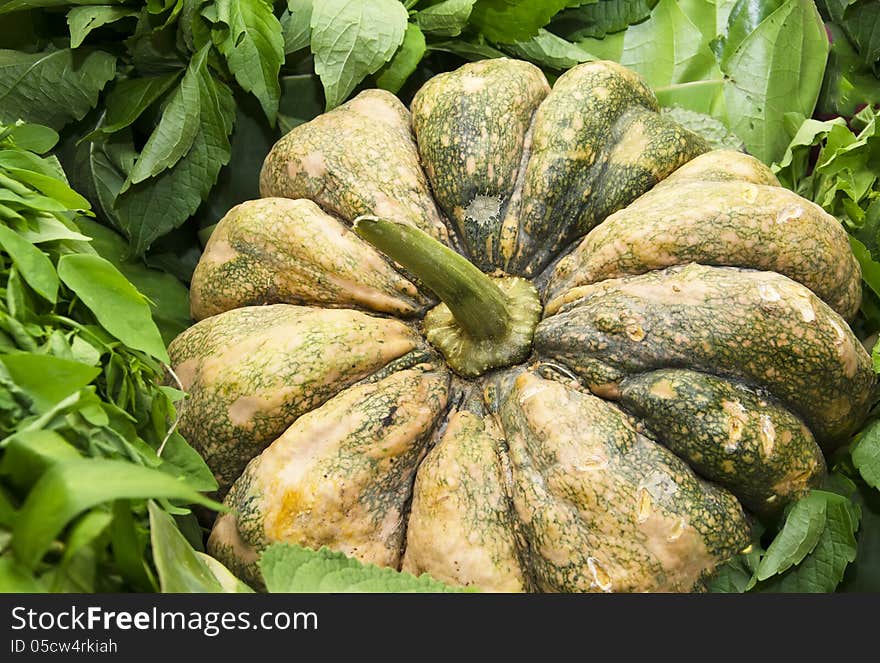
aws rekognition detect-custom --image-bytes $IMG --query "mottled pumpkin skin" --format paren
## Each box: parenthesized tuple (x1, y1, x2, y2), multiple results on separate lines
(170, 59, 874, 593)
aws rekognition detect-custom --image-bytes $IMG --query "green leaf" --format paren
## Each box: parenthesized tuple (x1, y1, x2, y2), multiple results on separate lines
(277, 74, 324, 134)
(157, 432, 218, 493)
(0, 430, 82, 492)
(4, 167, 90, 210)
(211, 0, 284, 123)
(197, 552, 255, 592)
(850, 236, 880, 301)
(114, 46, 234, 255)
(125, 63, 201, 186)
(819, 0, 880, 73)
(310, 0, 408, 110)
(427, 39, 506, 61)
(661, 106, 745, 151)
(281, 0, 312, 54)
(852, 419, 880, 489)
(719, 0, 829, 164)
(0, 354, 100, 412)
(61, 509, 113, 565)
(470, 0, 573, 43)
(503, 28, 593, 69)
(73, 217, 191, 345)
(12, 458, 222, 568)
(6, 123, 59, 153)
(86, 73, 180, 140)
(415, 0, 476, 37)
(756, 492, 860, 592)
(551, 0, 658, 40)
(0, 223, 59, 302)
(148, 500, 226, 592)
(818, 23, 880, 117)
(375, 22, 426, 94)
(110, 500, 155, 591)
(260, 543, 469, 593)
(754, 493, 827, 581)
(57, 253, 169, 362)
(68, 6, 138, 49)
(0, 48, 116, 131)
(0, 556, 42, 592)
(576, 0, 721, 95)
(0, 0, 128, 13)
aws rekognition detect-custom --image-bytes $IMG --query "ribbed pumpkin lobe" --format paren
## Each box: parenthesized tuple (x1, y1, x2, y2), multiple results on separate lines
(353, 216, 541, 377)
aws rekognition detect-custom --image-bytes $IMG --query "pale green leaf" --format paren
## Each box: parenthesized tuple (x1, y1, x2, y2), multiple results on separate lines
(504, 28, 594, 69)
(0, 223, 59, 302)
(149, 501, 226, 593)
(281, 0, 312, 54)
(57, 253, 169, 362)
(260, 543, 470, 593)
(470, 0, 571, 43)
(310, 0, 408, 110)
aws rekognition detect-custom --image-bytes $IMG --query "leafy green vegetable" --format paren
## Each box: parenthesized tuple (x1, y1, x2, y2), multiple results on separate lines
(67, 6, 138, 49)
(211, 0, 285, 124)
(376, 22, 427, 94)
(415, 0, 477, 38)
(661, 106, 746, 151)
(503, 28, 593, 69)
(259, 543, 470, 593)
(0, 48, 116, 131)
(310, 0, 408, 110)
(550, 0, 657, 40)
(470, 0, 573, 43)
(570, 0, 829, 164)
(753, 493, 827, 580)
(852, 419, 880, 489)
(0, 122, 218, 592)
(113, 46, 235, 255)
(754, 492, 860, 592)
(57, 253, 169, 362)
(281, 0, 313, 54)
(13, 459, 221, 568)
(149, 501, 250, 592)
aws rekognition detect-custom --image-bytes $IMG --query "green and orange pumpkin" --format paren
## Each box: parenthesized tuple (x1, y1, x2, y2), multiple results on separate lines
(168, 59, 873, 592)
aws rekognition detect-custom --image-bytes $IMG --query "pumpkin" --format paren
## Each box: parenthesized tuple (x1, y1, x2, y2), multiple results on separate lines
(170, 59, 874, 593)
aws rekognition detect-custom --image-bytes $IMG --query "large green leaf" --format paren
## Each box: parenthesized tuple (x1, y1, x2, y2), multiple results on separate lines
(0, 48, 116, 131)
(57, 253, 169, 362)
(503, 28, 594, 69)
(470, 0, 573, 43)
(212, 0, 284, 123)
(113, 46, 235, 255)
(73, 217, 191, 344)
(0, 353, 100, 412)
(310, 0, 408, 110)
(12, 458, 222, 568)
(852, 419, 880, 490)
(754, 493, 827, 581)
(259, 543, 469, 593)
(148, 501, 225, 592)
(0, 223, 59, 302)
(124, 65, 201, 186)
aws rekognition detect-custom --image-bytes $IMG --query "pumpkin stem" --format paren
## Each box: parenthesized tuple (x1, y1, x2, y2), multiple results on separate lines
(354, 216, 541, 377)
